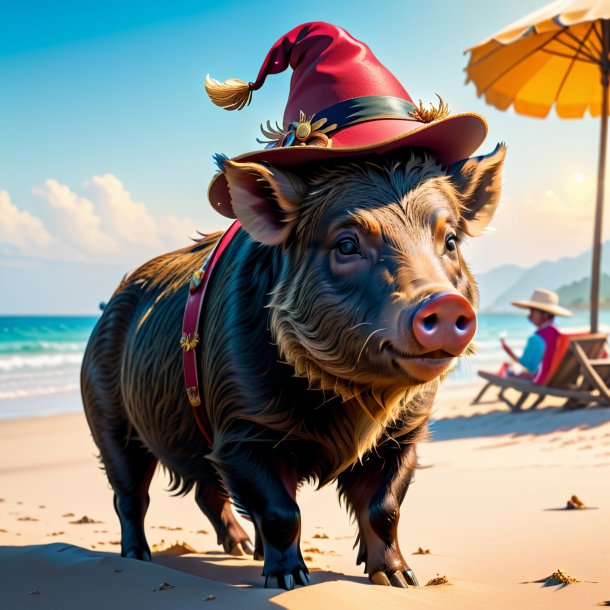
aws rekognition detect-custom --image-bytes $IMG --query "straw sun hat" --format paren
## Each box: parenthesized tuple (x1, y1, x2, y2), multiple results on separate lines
(511, 289, 572, 317)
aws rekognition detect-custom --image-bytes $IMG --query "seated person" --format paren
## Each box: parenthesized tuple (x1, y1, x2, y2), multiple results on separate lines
(500, 288, 572, 382)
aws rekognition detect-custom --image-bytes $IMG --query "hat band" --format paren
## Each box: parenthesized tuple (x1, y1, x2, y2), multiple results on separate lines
(260, 96, 418, 149)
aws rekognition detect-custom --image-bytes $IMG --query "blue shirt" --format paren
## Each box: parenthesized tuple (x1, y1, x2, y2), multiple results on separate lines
(518, 332, 546, 374)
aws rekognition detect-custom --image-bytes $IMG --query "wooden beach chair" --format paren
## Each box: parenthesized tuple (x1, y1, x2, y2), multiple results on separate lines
(472, 332, 610, 411)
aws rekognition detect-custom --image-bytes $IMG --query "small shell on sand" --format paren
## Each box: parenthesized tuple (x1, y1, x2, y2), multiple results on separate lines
(204, 595, 216, 602)
(566, 495, 587, 510)
(426, 574, 449, 586)
(153, 581, 175, 592)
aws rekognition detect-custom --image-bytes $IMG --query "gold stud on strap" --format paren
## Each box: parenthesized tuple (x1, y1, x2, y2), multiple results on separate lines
(180, 332, 200, 352)
(190, 270, 205, 293)
(187, 386, 201, 407)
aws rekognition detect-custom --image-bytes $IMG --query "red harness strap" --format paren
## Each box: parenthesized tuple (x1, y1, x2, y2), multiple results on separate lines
(181, 220, 241, 445)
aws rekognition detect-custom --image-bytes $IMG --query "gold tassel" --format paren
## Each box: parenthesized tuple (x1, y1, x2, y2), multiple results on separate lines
(205, 74, 252, 111)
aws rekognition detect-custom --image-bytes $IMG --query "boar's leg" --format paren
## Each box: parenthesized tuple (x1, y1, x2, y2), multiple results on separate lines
(104, 436, 157, 561)
(112, 452, 157, 561)
(194, 479, 254, 556)
(214, 446, 308, 590)
(82, 289, 158, 561)
(251, 519, 264, 561)
(84, 413, 157, 560)
(337, 440, 420, 587)
(83, 388, 157, 559)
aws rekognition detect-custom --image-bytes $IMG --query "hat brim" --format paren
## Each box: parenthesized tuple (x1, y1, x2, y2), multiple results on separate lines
(208, 113, 488, 218)
(511, 300, 573, 317)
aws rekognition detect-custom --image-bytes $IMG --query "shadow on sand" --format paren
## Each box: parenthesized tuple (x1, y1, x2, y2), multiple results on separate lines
(153, 552, 369, 588)
(430, 401, 610, 441)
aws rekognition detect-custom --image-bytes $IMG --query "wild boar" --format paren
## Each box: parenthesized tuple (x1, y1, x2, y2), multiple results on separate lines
(83, 19, 504, 591)
(81, 143, 505, 589)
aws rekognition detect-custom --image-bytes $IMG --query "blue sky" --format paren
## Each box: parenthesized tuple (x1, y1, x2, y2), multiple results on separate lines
(0, 0, 604, 313)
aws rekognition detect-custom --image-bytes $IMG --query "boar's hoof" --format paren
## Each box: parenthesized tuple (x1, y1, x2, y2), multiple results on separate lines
(224, 540, 246, 556)
(265, 570, 309, 590)
(260, 536, 308, 589)
(403, 568, 419, 587)
(370, 569, 418, 588)
(370, 571, 392, 586)
(389, 571, 409, 588)
(222, 536, 254, 556)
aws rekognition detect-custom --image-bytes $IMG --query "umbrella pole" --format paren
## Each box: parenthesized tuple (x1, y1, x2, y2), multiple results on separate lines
(591, 20, 610, 333)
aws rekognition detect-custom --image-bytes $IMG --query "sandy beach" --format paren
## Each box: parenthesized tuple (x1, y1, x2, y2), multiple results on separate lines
(1, 383, 609, 609)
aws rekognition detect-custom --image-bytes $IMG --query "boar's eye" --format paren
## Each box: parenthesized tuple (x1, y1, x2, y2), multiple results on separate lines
(445, 233, 458, 253)
(335, 237, 362, 257)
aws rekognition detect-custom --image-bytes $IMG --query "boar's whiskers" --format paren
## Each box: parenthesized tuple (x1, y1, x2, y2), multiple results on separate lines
(464, 341, 477, 356)
(457, 345, 477, 380)
(357, 328, 386, 366)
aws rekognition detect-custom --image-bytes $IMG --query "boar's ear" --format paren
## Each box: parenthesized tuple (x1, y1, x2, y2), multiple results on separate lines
(449, 143, 506, 237)
(223, 160, 306, 245)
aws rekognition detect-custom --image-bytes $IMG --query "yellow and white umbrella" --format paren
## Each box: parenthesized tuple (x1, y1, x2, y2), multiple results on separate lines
(466, 0, 610, 331)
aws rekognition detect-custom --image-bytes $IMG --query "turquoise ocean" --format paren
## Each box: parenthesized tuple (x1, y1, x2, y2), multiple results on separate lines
(1, 311, 609, 420)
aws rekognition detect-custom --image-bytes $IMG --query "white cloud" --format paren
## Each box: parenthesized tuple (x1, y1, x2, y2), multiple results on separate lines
(161, 214, 201, 250)
(84, 174, 163, 249)
(1, 175, 201, 266)
(33, 179, 117, 254)
(9, 171, 598, 275)
(0, 190, 61, 258)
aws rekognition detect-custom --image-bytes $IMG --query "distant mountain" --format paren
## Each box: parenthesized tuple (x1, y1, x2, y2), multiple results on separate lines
(555, 273, 610, 309)
(476, 264, 526, 311)
(479, 240, 610, 312)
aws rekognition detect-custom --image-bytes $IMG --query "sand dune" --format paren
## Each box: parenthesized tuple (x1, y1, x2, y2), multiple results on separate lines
(1, 384, 609, 609)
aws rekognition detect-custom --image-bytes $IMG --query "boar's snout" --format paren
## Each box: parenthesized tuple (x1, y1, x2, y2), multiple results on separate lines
(411, 291, 477, 357)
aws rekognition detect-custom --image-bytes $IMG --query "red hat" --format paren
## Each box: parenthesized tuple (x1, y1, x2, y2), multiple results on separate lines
(206, 22, 487, 218)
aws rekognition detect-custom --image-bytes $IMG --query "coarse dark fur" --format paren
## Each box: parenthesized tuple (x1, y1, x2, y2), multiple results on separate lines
(82, 146, 505, 589)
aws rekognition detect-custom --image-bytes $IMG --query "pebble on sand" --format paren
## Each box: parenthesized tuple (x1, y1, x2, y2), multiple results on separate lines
(69, 515, 101, 524)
